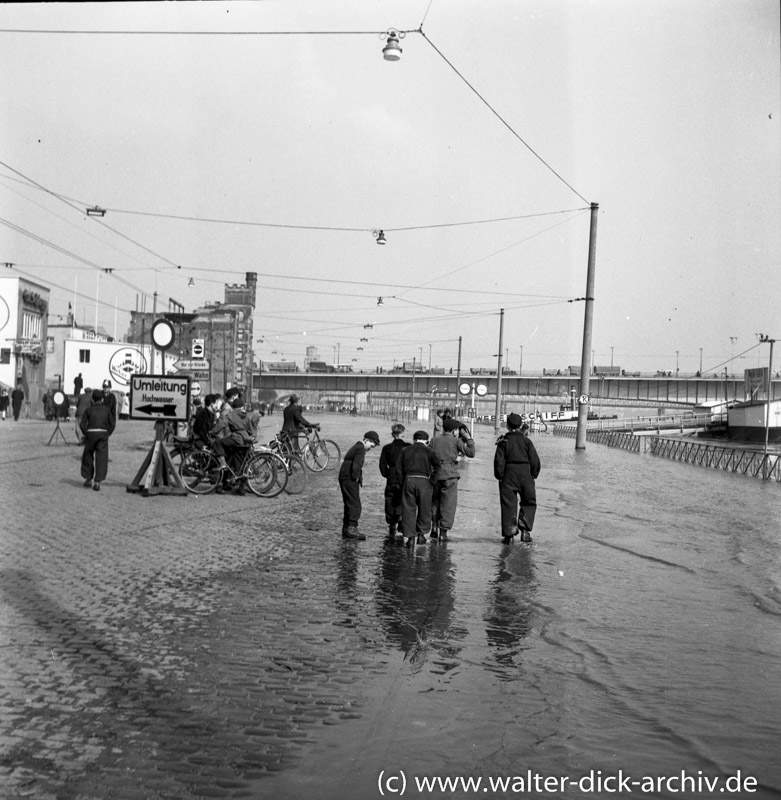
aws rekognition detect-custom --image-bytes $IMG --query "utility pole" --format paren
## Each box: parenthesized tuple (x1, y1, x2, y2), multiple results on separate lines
(494, 308, 504, 434)
(575, 203, 599, 450)
(455, 336, 462, 412)
(759, 334, 776, 479)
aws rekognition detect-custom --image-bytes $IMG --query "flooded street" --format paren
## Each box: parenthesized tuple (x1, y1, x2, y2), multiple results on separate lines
(265, 424, 781, 799)
(2, 416, 781, 799)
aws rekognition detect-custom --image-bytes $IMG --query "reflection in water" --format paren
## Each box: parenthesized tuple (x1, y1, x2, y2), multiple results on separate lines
(374, 543, 461, 672)
(484, 545, 537, 680)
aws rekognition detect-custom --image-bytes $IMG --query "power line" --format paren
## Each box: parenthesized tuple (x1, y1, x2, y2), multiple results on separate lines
(419, 31, 590, 206)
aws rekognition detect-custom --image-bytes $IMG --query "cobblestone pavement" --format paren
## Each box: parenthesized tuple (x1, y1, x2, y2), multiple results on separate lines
(1, 414, 422, 800)
(6, 415, 780, 800)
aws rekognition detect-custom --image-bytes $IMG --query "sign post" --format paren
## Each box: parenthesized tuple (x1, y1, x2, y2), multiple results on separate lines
(126, 373, 191, 496)
(46, 390, 70, 446)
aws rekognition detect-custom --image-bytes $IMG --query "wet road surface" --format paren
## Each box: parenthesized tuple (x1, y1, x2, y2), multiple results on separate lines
(2, 414, 780, 799)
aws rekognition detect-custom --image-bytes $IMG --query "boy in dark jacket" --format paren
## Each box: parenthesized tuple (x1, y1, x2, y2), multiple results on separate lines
(398, 430, 442, 547)
(80, 389, 116, 492)
(379, 423, 410, 539)
(339, 430, 381, 540)
(494, 412, 541, 543)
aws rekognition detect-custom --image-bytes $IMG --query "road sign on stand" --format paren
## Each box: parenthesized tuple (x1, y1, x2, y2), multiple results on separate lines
(126, 373, 191, 497)
(192, 339, 205, 358)
(129, 374, 191, 421)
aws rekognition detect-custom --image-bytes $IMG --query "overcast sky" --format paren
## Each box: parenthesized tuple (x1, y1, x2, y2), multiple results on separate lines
(1, 0, 779, 375)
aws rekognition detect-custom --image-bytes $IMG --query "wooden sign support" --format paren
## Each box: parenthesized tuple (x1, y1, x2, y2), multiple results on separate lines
(127, 420, 188, 496)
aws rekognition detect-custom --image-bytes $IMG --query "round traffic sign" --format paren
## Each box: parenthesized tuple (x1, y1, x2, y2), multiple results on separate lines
(52, 390, 65, 406)
(190, 381, 202, 398)
(458, 382, 472, 396)
(476, 383, 488, 397)
(578, 394, 589, 404)
(151, 319, 176, 351)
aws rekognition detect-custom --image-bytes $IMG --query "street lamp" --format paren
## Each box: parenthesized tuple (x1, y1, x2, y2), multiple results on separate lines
(381, 29, 405, 61)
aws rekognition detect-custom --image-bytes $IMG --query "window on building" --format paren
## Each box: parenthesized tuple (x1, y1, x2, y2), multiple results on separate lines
(22, 311, 42, 341)
(0, 348, 10, 365)
(79, 349, 91, 363)
(47, 337, 55, 353)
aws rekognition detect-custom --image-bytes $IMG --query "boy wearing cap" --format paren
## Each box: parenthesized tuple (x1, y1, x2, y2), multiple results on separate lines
(430, 418, 475, 540)
(397, 430, 442, 547)
(339, 430, 381, 540)
(494, 413, 541, 543)
(379, 423, 410, 538)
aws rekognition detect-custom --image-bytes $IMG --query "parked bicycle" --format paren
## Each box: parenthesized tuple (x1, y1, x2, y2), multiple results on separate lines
(291, 425, 342, 472)
(175, 440, 285, 496)
(263, 435, 308, 494)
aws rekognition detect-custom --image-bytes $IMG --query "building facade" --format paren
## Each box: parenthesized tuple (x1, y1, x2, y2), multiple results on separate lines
(0, 275, 50, 416)
(125, 272, 257, 398)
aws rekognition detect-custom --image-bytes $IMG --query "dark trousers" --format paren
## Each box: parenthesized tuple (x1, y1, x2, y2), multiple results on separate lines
(401, 476, 433, 537)
(81, 431, 109, 483)
(384, 483, 403, 529)
(432, 476, 459, 531)
(498, 463, 537, 537)
(340, 479, 362, 531)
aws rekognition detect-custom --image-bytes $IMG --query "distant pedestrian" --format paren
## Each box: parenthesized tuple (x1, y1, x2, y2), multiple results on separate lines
(397, 430, 442, 548)
(379, 423, 410, 539)
(0, 388, 9, 420)
(101, 379, 117, 422)
(494, 412, 541, 544)
(339, 430, 381, 540)
(11, 383, 24, 421)
(80, 388, 116, 492)
(430, 417, 475, 540)
(433, 408, 445, 439)
(73, 372, 83, 397)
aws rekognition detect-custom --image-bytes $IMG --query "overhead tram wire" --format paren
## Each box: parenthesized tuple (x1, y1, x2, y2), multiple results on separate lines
(0, 160, 180, 294)
(418, 31, 590, 207)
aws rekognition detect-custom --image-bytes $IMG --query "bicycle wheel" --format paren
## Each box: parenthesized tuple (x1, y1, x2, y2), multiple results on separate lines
(254, 451, 288, 497)
(320, 439, 341, 470)
(244, 452, 279, 497)
(283, 455, 308, 494)
(301, 441, 328, 472)
(179, 450, 221, 494)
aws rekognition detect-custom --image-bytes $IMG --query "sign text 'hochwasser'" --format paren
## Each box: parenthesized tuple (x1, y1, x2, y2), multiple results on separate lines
(129, 374, 191, 422)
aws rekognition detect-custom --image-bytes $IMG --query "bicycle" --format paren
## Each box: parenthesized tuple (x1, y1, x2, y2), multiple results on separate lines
(264, 435, 308, 494)
(299, 425, 341, 472)
(178, 441, 285, 496)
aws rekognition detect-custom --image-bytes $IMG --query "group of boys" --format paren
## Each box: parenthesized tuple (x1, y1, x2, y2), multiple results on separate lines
(339, 417, 476, 547)
(191, 387, 260, 494)
(338, 411, 541, 546)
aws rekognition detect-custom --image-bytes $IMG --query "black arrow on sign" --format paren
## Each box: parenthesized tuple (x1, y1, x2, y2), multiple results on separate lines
(136, 403, 178, 417)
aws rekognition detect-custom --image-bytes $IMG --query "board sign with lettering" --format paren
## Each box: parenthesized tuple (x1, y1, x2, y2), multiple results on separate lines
(129, 374, 191, 422)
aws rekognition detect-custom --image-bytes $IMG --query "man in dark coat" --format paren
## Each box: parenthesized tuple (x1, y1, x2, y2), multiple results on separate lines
(73, 372, 83, 398)
(379, 423, 410, 538)
(397, 430, 442, 547)
(494, 412, 541, 544)
(80, 389, 116, 492)
(11, 383, 24, 421)
(339, 430, 380, 540)
(281, 393, 314, 452)
(101, 380, 117, 422)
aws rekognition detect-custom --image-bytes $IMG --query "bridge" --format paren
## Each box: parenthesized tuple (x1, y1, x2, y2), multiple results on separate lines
(254, 372, 779, 409)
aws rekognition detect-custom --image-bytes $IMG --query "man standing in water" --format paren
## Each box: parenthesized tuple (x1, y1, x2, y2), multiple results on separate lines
(494, 412, 541, 544)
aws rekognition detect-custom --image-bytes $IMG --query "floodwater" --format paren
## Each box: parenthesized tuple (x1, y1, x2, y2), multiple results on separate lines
(266, 430, 781, 799)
